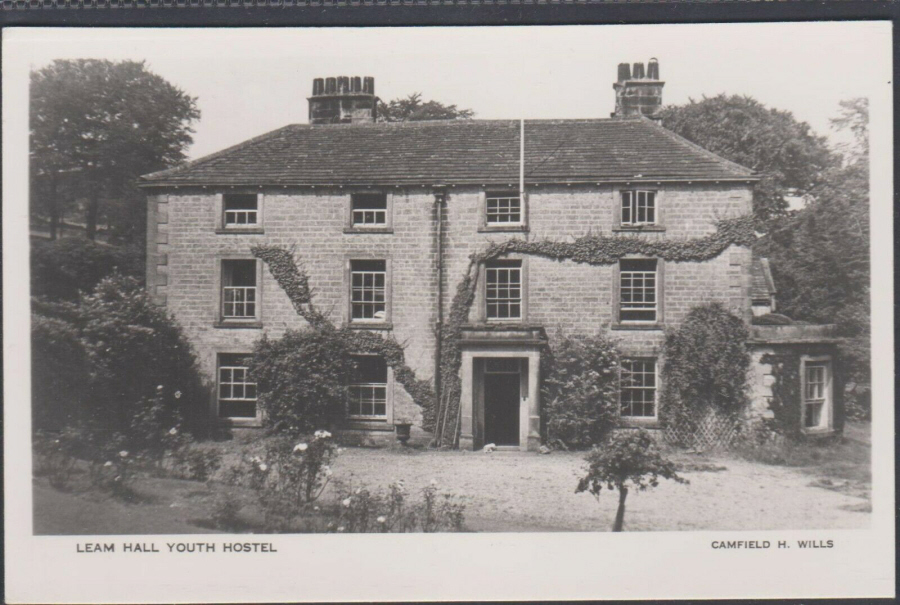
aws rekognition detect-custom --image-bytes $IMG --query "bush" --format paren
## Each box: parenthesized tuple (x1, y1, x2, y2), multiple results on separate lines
(541, 332, 621, 449)
(249, 329, 357, 433)
(31, 314, 91, 431)
(330, 479, 466, 533)
(660, 303, 750, 433)
(576, 429, 687, 531)
(31, 237, 143, 300)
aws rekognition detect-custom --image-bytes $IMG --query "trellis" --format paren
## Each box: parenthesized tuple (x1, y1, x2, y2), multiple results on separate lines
(663, 405, 741, 450)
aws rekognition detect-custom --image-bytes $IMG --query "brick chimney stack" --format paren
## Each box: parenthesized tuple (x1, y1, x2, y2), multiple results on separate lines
(308, 76, 378, 124)
(612, 58, 664, 120)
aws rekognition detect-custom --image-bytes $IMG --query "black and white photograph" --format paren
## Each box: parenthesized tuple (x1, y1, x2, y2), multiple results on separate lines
(3, 20, 894, 602)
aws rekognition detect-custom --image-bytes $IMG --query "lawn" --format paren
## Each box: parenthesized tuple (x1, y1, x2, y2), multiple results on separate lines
(33, 422, 872, 534)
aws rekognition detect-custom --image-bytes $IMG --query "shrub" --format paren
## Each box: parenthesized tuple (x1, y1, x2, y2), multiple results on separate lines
(330, 479, 466, 533)
(249, 329, 357, 433)
(541, 332, 621, 449)
(172, 448, 223, 482)
(576, 429, 687, 531)
(211, 493, 244, 531)
(660, 303, 751, 435)
(33, 430, 81, 490)
(31, 314, 91, 431)
(31, 237, 143, 300)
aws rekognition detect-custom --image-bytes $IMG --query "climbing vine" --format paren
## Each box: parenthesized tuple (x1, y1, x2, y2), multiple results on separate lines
(430, 216, 758, 446)
(250, 245, 436, 426)
(253, 215, 757, 447)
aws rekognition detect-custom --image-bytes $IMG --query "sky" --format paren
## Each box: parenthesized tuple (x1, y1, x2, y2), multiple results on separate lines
(11, 22, 890, 160)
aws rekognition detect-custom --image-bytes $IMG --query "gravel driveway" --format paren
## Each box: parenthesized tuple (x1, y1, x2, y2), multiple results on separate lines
(329, 447, 870, 532)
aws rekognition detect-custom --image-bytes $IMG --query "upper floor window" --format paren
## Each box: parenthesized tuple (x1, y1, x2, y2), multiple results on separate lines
(223, 194, 259, 227)
(621, 190, 656, 226)
(218, 353, 257, 419)
(621, 359, 657, 418)
(486, 193, 522, 225)
(486, 260, 522, 321)
(619, 259, 657, 323)
(350, 260, 387, 322)
(351, 193, 388, 226)
(348, 355, 388, 420)
(222, 259, 257, 320)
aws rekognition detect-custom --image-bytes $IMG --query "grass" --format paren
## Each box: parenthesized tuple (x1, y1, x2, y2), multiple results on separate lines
(33, 422, 872, 534)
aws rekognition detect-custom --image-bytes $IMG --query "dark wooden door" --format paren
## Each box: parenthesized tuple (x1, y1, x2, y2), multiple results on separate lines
(484, 372, 520, 446)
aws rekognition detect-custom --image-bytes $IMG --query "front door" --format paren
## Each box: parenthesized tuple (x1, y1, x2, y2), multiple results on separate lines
(483, 359, 520, 446)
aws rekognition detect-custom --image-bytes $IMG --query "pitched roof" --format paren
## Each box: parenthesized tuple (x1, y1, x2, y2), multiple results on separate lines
(140, 117, 757, 187)
(751, 256, 777, 302)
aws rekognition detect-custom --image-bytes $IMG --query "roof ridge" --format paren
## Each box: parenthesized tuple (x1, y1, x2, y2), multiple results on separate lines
(639, 116, 756, 177)
(141, 124, 300, 181)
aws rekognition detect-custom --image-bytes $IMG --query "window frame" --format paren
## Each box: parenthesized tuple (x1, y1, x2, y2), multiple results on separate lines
(345, 191, 394, 233)
(619, 357, 659, 422)
(347, 354, 393, 423)
(345, 256, 392, 329)
(215, 192, 265, 234)
(484, 258, 525, 323)
(479, 191, 529, 233)
(615, 257, 662, 326)
(216, 352, 260, 425)
(215, 256, 263, 328)
(613, 187, 664, 232)
(800, 355, 834, 434)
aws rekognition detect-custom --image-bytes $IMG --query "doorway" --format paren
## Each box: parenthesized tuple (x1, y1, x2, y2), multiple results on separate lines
(483, 358, 521, 446)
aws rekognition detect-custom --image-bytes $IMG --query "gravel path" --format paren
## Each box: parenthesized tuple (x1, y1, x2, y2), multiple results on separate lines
(329, 447, 870, 532)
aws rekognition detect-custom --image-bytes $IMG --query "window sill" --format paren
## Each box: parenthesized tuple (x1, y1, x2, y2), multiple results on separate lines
(611, 323, 663, 331)
(619, 417, 660, 429)
(219, 417, 263, 428)
(478, 225, 529, 233)
(613, 226, 666, 233)
(214, 321, 263, 329)
(216, 227, 265, 235)
(345, 322, 393, 331)
(343, 420, 394, 432)
(344, 227, 394, 234)
(801, 427, 835, 437)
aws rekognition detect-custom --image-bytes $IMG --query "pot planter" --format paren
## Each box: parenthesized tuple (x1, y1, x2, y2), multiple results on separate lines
(394, 422, 412, 445)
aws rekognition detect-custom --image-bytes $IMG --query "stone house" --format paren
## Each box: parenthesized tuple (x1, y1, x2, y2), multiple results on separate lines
(139, 60, 840, 449)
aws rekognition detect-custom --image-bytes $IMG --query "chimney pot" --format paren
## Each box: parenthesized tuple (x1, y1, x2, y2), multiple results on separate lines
(351, 76, 361, 92)
(338, 76, 350, 93)
(647, 58, 659, 80)
(617, 63, 631, 82)
(363, 77, 375, 94)
(325, 77, 337, 94)
(632, 62, 645, 79)
(309, 76, 378, 124)
(313, 78, 324, 95)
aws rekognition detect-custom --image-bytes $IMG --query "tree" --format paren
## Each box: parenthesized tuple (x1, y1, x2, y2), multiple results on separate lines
(576, 430, 686, 532)
(754, 98, 870, 381)
(377, 93, 474, 122)
(30, 60, 200, 241)
(659, 95, 836, 225)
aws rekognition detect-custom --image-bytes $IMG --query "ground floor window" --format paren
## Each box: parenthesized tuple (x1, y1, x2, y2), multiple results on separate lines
(802, 357, 832, 431)
(621, 358, 657, 418)
(218, 353, 257, 419)
(348, 355, 388, 420)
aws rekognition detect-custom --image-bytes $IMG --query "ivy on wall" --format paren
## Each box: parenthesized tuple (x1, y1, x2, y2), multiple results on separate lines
(250, 245, 436, 425)
(252, 215, 757, 447)
(430, 216, 758, 446)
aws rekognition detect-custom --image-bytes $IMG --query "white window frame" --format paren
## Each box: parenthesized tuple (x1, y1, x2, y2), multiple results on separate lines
(351, 193, 388, 226)
(348, 355, 389, 421)
(350, 260, 388, 323)
(485, 193, 523, 226)
(621, 190, 657, 226)
(801, 355, 833, 433)
(221, 259, 258, 320)
(620, 358, 658, 420)
(485, 260, 523, 321)
(217, 353, 258, 421)
(223, 193, 260, 228)
(619, 259, 658, 323)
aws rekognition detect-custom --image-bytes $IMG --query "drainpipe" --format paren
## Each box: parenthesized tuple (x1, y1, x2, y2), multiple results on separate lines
(433, 186, 447, 439)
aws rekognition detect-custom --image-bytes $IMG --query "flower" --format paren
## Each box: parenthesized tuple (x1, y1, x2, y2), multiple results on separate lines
(259, 463, 268, 472)
(119, 450, 129, 458)
(336, 448, 344, 455)
(313, 506, 320, 512)
(342, 498, 352, 507)
(355, 488, 362, 495)
(337, 526, 345, 532)
(324, 468, 333, 477)
(376, 516, 386, 524)
(104, 461, 113, 467)
(174, 391, 182, 399)
(430, 478, 438, 485)
(293, 443, 308, 453)
(156, 385, 164, 392)
(168, 428, 178, 436)
(314, 430, 332, 439)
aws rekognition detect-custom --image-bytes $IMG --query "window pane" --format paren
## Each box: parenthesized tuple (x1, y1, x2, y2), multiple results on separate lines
(619, 259, 657, 322)
(621, 359, 657, 417)
(486, 261, 522, 320)
(486, 194, 522, 224)
(218, 354, 257, 419)
(352, 194, 387, 225)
